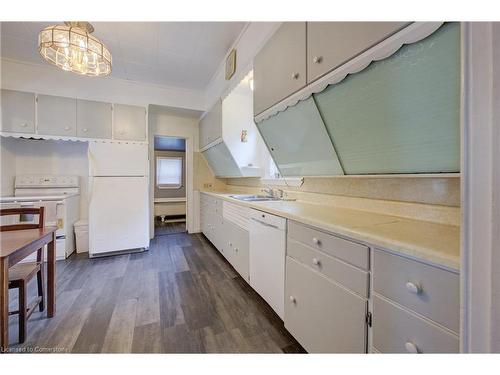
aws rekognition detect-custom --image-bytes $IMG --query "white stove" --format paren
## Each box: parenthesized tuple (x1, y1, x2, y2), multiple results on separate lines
(0, 175, 81, 261)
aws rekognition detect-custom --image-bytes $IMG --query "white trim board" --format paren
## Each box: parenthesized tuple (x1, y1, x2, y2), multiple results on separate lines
(461, 22, 500, 353)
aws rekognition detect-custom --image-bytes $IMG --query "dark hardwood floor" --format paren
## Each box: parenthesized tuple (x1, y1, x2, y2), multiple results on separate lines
(7, 231, 305, 353)
(154, 221, 186, 236)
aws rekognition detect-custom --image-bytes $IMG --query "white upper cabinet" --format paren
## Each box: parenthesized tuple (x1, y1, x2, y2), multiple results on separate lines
(1, 89, 36, 134)
(199, 99, 222, 149)
(0, 90, 147, 142)
(253, 22, 306, 116)
(307, 22, 408, 82)
(77, 99, 112, 139)
(253, 22, 411, 117)
(37, 94, 77, 137)
(113, 104, 146, 141)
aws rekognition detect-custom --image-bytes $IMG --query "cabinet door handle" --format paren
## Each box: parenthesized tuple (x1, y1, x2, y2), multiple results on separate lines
(313, 56, 323, 64)
(289, 296, 296, 304)
(312, 237, 321, 245)
(235, 247, 238, 252)
(291, 72, 300, 80)
(82, 128, 88, 133)
(312, 258, 320, 266)
(405, 281, 422, 295)
(64, 126, 71, 131)
(404, 342, 419, 354)
(20, 123, 28, 127)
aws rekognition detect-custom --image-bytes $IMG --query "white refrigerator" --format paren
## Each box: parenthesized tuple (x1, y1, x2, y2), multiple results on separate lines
(88, 142, 149, 257)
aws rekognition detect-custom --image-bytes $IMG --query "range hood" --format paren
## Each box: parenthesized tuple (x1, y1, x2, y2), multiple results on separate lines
(202, 71, 270, 178)
(255, 22, 461, 177)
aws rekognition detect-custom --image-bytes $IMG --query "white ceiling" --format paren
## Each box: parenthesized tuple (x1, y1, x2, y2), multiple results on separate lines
(0, 21, 246, 90)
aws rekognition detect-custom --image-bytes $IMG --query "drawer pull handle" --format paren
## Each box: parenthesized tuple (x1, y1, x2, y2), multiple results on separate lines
(289, 296, 296, 304)
(404, 341, 419, 354)
(312, 258, 320, 266)
(20, 123, 28, 127)
(406, 281, 422, 295)
(235, 247, 238, 252)
(312, 237, 321, 245)
(291, 72, 300, 80)
(64, 126, 71, 130)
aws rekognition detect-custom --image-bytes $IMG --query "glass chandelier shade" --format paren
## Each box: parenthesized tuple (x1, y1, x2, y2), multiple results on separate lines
(38, 22, 112, 77)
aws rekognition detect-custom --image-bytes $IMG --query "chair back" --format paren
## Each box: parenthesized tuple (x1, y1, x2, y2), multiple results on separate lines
(0, 207, 45, 232)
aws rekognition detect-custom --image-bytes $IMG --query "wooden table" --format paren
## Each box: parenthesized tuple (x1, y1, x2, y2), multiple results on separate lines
(0, 227, 57, 350)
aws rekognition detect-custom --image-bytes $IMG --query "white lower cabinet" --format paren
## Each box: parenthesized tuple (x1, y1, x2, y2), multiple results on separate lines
(199, 194, 459, 354)
(200, 194, 249, 281)
(285, 257, 367, 353)
(371, 249, 460, 353)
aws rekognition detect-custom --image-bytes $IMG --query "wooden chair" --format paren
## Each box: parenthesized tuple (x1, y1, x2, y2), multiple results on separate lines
(0, 207, 46, 343)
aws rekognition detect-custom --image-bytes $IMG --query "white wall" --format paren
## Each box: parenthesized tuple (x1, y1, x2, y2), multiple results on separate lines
(0, 137, 16, 195)
(1, 58, 206, 110)
(222, 74, 271, 175)
(0, 137, 89, 219)
(148, 105, 200, 236)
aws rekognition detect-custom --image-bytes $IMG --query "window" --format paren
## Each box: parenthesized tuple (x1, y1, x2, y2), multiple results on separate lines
(156, 156, 183, 189)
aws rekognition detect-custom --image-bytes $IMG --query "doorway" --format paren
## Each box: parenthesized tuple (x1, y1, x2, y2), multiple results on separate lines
(153, 136, 187, 236)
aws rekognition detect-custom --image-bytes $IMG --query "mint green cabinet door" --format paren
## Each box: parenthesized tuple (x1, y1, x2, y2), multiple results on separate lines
(314, 23, 460, 174)
(202, 142, 242, 177)
(253, 22, 306, 115)
(307, 22, 408, 83)
(257, 97, 343, 176)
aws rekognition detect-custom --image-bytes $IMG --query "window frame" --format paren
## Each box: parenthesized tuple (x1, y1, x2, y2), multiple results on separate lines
(156, 156, 184, 189)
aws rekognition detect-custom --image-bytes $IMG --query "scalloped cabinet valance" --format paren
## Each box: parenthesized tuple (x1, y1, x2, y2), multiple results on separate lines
(0, 90, 148, 145)
(253, 22, 461, 176)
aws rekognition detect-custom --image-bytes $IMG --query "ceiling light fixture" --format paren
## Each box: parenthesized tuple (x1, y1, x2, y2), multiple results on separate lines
(38, 21, 112, 77)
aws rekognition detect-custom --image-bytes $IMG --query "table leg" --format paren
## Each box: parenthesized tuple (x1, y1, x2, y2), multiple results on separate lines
(47, 232, 56, 318)
(0, 257, 9, 351)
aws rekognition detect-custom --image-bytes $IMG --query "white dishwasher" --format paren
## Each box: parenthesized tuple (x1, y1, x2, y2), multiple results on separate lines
(249, 208, 287, 319)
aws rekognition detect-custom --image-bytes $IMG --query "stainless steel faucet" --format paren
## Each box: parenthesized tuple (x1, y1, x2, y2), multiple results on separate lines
(261, 187, 274, 197)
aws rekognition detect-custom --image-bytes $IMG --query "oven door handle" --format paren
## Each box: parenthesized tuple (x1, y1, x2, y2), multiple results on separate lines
(19, 202, 36, 207)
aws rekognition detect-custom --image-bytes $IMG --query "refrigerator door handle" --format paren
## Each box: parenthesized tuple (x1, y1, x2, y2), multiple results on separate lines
(88, 177, 93, 205)
(88, 147, 96, 176)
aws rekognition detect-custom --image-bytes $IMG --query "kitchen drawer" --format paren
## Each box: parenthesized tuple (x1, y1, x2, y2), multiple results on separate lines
(373, 295, 459, 353)
(287, 238, 369, 297)
(285, 257, 367, 353)
(288, 221, 369, 270)
(373, 249, 459, 333)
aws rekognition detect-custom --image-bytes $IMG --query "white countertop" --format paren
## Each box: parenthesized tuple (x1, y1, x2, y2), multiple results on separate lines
(201, 191, 460, 271)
